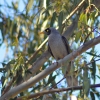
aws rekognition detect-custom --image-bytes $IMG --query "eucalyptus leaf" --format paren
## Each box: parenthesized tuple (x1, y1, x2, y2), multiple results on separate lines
(26, 0, 34, 13)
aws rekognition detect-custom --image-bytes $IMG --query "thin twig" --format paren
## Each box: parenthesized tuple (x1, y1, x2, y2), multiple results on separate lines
(87, 58, 100, 65)
(62, 0, 85, 24)
(1, 77, 16, 96)
(16, 83, 100, 100)
(50, 77, 65, 89)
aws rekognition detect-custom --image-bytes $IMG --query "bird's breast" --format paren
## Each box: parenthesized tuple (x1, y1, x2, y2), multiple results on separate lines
(48, 35, 68, 60)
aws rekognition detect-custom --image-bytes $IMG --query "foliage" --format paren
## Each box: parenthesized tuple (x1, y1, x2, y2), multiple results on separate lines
(0, 0, 100, 99)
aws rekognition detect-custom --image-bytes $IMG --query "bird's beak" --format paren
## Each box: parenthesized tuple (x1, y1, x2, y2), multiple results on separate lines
(39, 31, 44, 34)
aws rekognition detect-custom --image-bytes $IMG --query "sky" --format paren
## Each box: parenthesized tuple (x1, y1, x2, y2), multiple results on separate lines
(0, 0, 100, 98)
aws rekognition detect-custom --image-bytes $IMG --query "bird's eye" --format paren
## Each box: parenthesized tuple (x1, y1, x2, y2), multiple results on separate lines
(45, 28, 51, 35)
(46, 29, 49, 32)
(45, 28, 49, 32)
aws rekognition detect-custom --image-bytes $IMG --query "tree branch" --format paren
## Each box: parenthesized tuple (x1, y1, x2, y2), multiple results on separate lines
(16, 83, 100, 100)
(1, 35, 100, 100)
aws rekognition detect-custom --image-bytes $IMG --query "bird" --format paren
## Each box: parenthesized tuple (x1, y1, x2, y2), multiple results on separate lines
(41, 27, 78, 87)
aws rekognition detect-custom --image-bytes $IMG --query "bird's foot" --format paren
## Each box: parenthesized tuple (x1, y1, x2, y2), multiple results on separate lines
(52, 61, 58, 66)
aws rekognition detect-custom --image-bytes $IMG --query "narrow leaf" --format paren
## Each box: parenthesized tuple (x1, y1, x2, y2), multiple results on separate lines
(26, 0, 34, 13)
(50, 12, 57, 27)
(86, 52, 100, 58)
(90, 91, 95, 100)
(91, 60, 96, 83)
(58, 11, 63, 33)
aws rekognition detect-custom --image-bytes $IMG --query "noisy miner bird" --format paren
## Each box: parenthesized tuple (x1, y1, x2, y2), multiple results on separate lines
(41, 27, 78, 87)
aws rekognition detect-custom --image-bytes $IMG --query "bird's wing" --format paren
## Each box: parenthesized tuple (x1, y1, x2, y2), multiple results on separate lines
(48, 44, 54, 57)
(62, 36, 78, 87)
(62, 36, 71, 54)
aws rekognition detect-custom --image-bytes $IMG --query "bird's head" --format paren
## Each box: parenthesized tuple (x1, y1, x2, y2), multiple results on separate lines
(44, 28, 51, 35)
(40, 27, 59, 36)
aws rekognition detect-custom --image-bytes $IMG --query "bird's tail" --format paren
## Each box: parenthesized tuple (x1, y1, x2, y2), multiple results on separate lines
(65, 75, 78, 87)
(62, 61, 78, 87)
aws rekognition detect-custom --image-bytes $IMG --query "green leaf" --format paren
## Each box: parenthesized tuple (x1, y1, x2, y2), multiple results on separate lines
(78, 97, 84, 100)
(8, 59, 16, 64)
(0, 68, 6, 72)
(12, 1, 18, 11)
(1, 76, 5, 86)
(2, 63, 7, 67)
(42, 6, 52, 15)
(78, 12, 87, 28)
(11, 36, 18, 46)
(86, 52, 100, 58)
(83, 65, 90, 96)
(62, 93, 68, 100)
(0, 22, 3, 35)
(26, 70, 32, 74)
(3, 78, 8, 87)
(97, 64, 100, 74)
(75, 31, 82, 42)
(31, 85, 41, 92)
(58, 11, 63, 33)
(90, 91, 95, 100)
(91, 60, 96, 83)
(26, 0, 34, 13)
(95, 91, 100, 99)
(96, 75, 100, 79)
(47, 74, 56, 85)
(50, 12, 57, 27)
(16, 74, 23, 85)
(90, 11, 98, 21)
(83, 78, 90, 96)
(91, 88, 100, 99)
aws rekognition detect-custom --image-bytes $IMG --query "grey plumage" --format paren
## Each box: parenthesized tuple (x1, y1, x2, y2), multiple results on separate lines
(43, 27, 77, 87)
